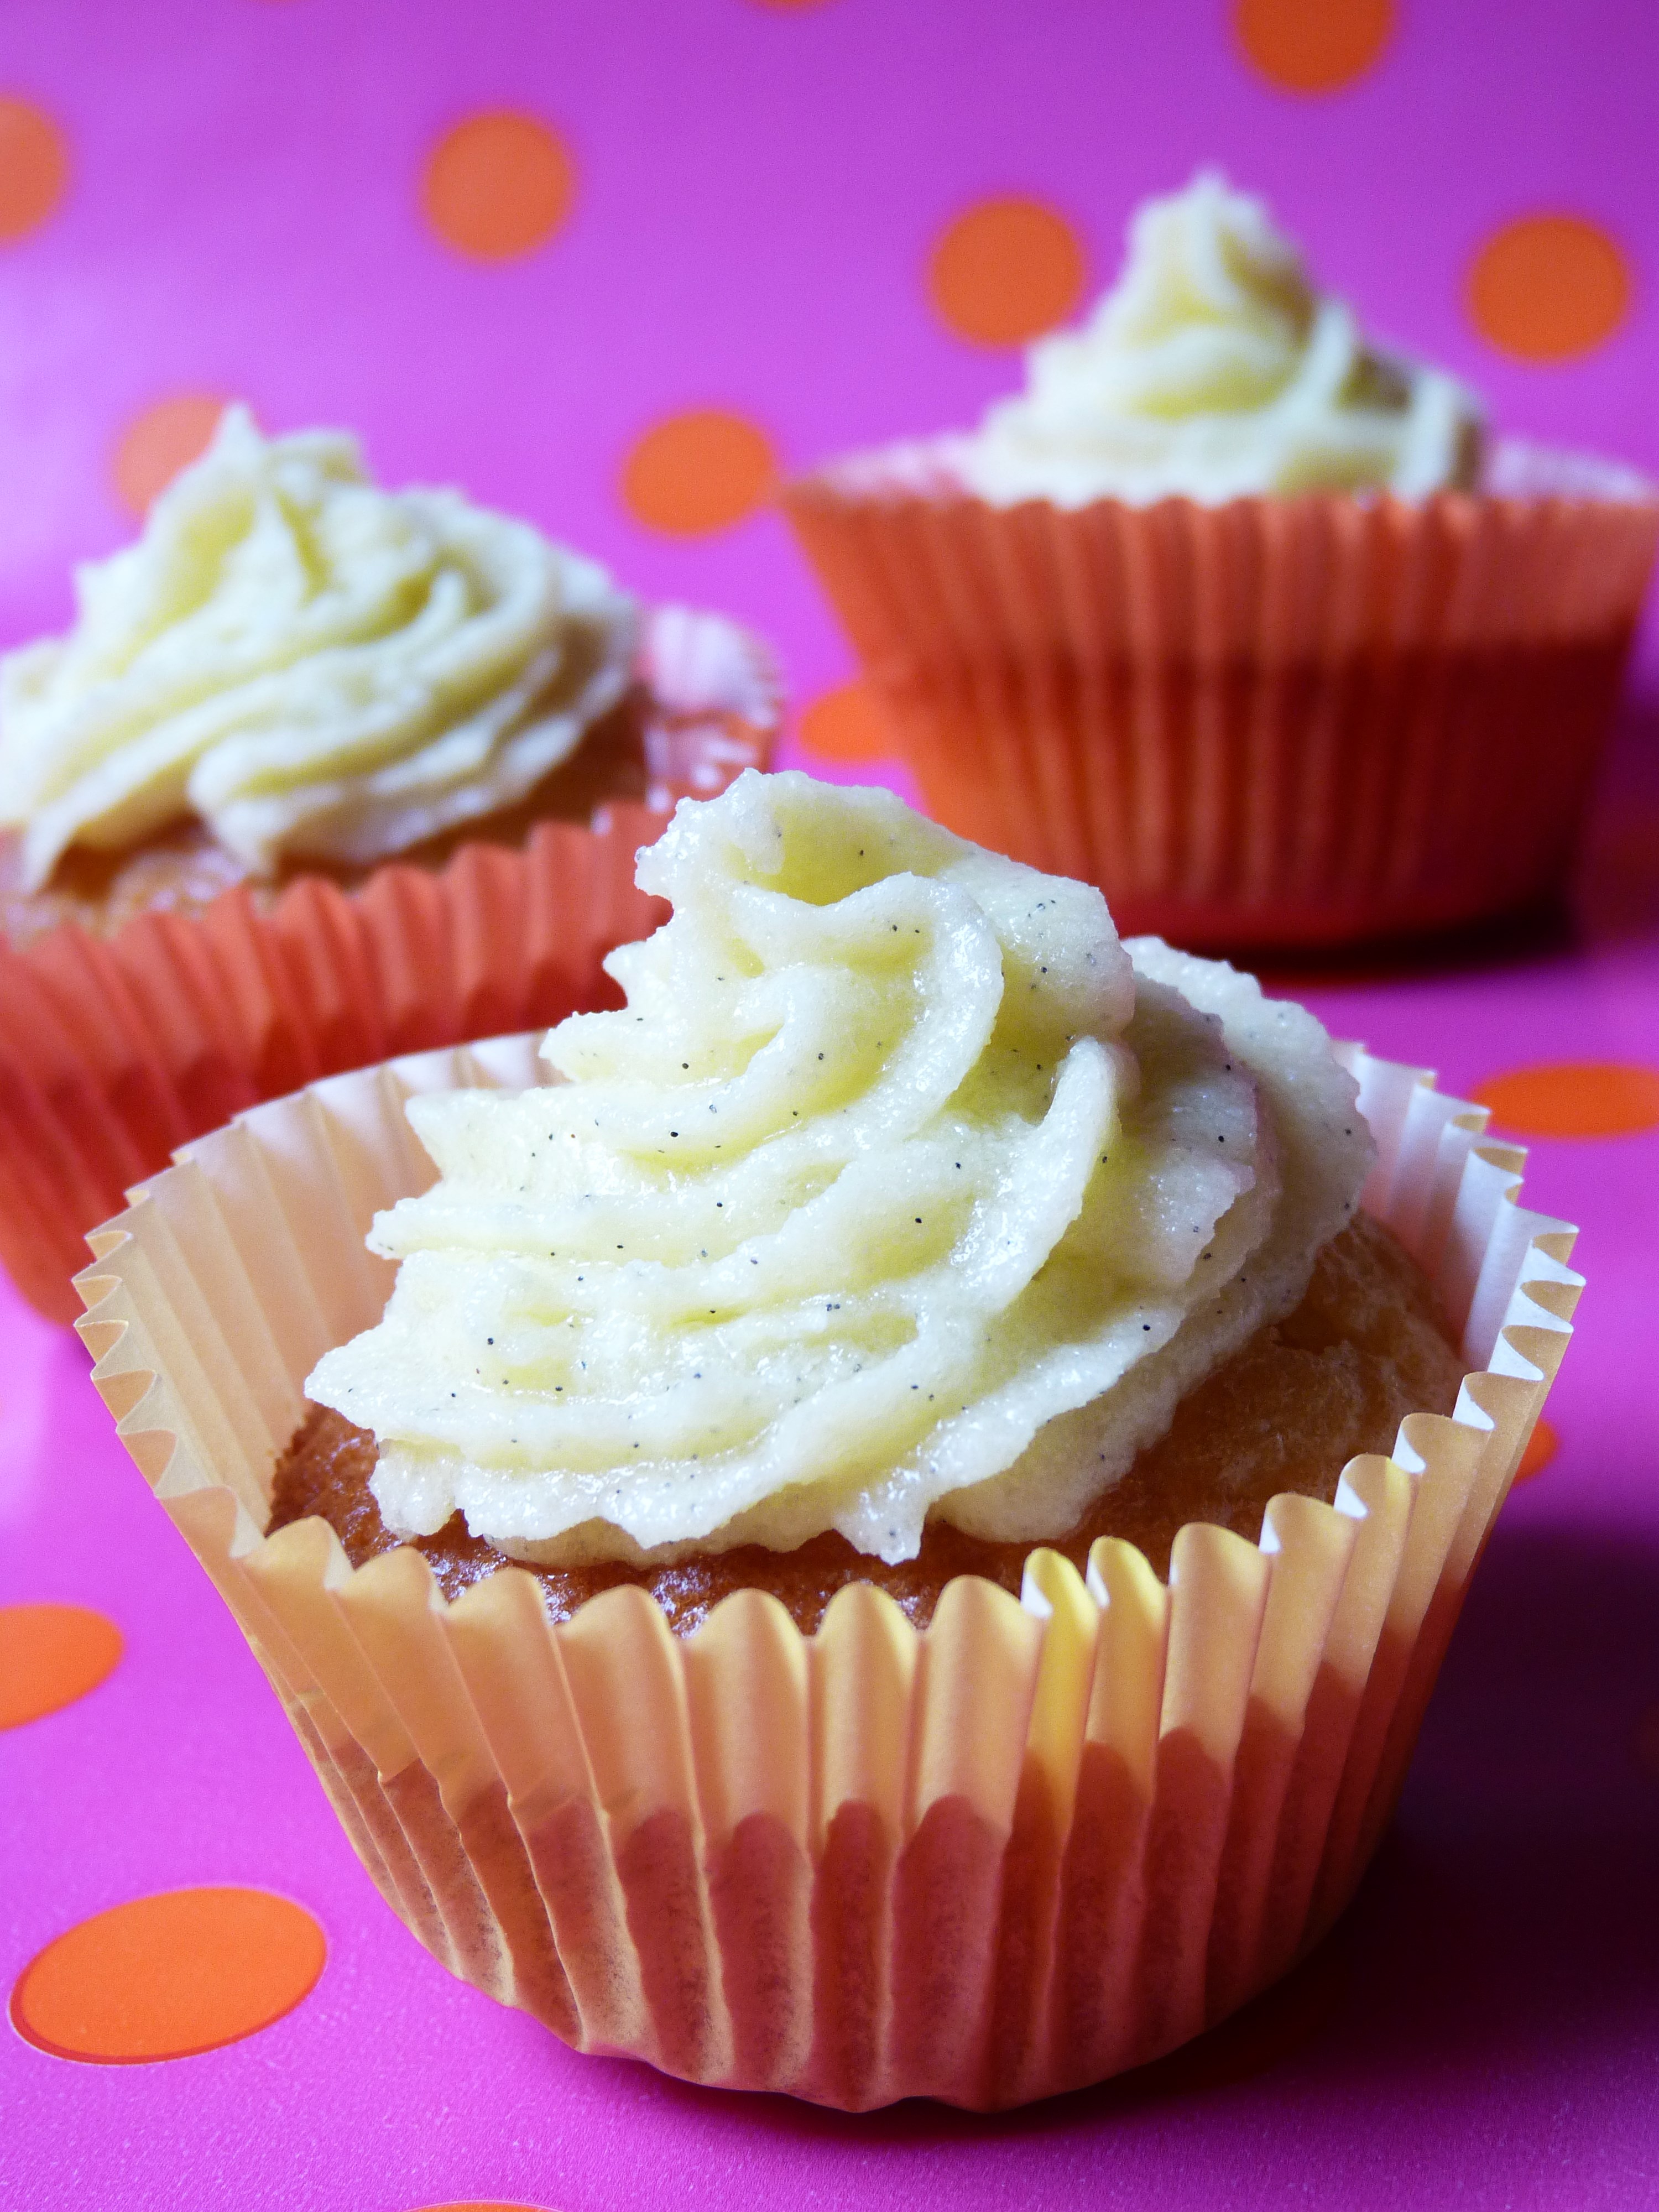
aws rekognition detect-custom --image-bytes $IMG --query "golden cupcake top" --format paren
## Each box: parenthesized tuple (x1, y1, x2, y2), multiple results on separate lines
(0, 408, 638, 892)
(307, 769, 1372, 1566)
(959, 171, 1485, 507)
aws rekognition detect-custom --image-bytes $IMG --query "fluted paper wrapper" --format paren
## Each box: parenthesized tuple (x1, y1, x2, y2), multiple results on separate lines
(71, 1033, 1579, 2110)
(0, 606, 778, 1324)
(784, 440, 1659, 951)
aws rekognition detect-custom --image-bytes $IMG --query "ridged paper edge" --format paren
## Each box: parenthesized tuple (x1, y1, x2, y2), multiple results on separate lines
(72, 1039, 1578, 2110)
(0, 607, 779, 1325)
(781, 471, 1659, 945)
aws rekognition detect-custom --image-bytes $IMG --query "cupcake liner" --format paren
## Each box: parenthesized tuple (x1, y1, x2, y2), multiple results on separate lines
(0, 606, 779, 1326)
(782, 439, 1659, 949)
(72, 1034, 1579, 2111)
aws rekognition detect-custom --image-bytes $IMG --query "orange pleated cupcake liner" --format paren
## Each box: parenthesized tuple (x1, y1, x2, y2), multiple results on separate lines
(0, 606, 779, 1324)
(72, 1034, 1579, 2111)
(783, 440, 1659, 950)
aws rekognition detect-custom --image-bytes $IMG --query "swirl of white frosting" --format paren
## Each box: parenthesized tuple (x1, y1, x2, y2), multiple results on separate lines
(959, 171, 1484, 508)
(309, 771, 1371, 1566)
(0, 408, 638, 891)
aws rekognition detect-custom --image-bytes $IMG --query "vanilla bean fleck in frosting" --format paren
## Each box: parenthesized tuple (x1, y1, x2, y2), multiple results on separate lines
(307, 770, 1372, 1565)
(0, 408, 638, 890)
(958, 171, 1484, 508)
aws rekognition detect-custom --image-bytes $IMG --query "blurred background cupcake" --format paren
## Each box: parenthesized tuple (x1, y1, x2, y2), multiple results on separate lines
(785, 174, 1659, 952)
(3, 6, 1659, 2198)
(0, 408, 778, 1321)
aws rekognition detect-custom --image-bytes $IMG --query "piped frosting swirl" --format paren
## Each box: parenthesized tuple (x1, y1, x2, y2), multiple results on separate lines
(960, 171, 1484, 508)
(0, 408, 637, 890)
(308, 770, 1371, 1566)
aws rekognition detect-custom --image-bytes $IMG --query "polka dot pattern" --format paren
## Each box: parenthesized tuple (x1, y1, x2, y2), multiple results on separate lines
(0, 1, 1653, 2198)
(620, 409, 777, 534)
(1465, 215, 1631, 362)
(0, 96, 69, 243)
(0, 1603, 122, 1729)
(422, 113, 575, 261)
(927, 196, 1087, 347)
(113, 394, 229, 518)
(11, 1888, 326, 2064)
(1473, 1062, 1659, 1140)
(1513, 1417, 1558, 1486)
(797, 680, 899, 763)
(1233, 0, 1394, 94)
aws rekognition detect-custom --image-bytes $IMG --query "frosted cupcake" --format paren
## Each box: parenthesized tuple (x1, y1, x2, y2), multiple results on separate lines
(785, 172, 1658, 950)
(77, 770, 1578, 2110)
(0, 409, 777, 1320)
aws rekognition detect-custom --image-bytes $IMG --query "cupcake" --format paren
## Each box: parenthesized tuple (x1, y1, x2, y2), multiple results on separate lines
(0, 408, 778, 1321)
(77, 769, 1578, 2111)
(784, 173, 1658, 951)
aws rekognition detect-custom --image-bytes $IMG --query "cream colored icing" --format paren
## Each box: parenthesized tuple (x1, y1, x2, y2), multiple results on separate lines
(959, 171, 1484, 508)
(308, 770, 1371, 1566)
(0, 407, 638, 890)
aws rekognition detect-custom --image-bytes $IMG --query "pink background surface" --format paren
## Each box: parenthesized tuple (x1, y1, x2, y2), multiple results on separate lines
(4, 2, 1659, 2207)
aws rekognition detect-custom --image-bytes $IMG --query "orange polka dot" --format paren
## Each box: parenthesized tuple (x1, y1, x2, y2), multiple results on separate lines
(621, 410, 778, 535)
(11, 1888, 325, 2064)
(0, 1604, 122, 1729)
(113, 394, 228, 518)
(1465, 216, 1631, 362)
(1472, 1062, 1659, 1140)
(0, 96, 69, 243)
(798, 680, 900, 763)
(1513, 1417, 1558, 1485)
(422, 112, 575, 261)
(928, 197, 1087, 348)
(1233, 0, 1393, 93)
